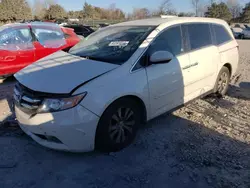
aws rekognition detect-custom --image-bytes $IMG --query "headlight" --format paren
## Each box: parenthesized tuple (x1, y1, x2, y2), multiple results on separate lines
(38, 92, 87, 113)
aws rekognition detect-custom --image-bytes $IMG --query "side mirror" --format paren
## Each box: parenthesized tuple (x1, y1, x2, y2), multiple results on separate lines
(150, 51, 174, 64)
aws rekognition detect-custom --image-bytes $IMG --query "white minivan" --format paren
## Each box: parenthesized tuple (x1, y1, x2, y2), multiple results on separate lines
(14, 17, 239, 152)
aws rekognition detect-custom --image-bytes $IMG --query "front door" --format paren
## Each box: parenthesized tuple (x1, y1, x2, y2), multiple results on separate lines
(146, 25, 191, 118)
(0, 27, 35, 75)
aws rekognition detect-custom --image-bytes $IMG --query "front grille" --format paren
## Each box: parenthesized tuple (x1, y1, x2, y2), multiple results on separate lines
(13, 83, 43, 115)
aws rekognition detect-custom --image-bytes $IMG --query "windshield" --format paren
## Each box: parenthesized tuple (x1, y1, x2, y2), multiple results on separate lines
(69, 26, 154, 64)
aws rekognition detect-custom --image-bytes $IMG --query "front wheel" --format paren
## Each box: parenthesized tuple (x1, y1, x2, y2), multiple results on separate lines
(214, 66, 230, 96)
(95, 98, 141, 152)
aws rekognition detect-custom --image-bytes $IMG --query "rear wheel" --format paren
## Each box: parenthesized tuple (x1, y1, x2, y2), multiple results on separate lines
(214, 66, 230, 96)
(95, 98, 141, 152)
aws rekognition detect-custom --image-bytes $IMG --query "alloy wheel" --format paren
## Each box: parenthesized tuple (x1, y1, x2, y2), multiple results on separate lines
(108, 107, 135, 144)
(217, 72, 229, 94)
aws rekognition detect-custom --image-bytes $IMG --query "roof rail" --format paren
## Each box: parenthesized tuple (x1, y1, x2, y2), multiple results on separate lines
(160, 15, 178, 18)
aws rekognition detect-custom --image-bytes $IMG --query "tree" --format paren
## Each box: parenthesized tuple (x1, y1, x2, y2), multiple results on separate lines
(131, 8, 150, 19)
(45, 4, 67, 20)
(227, 0, 242, 18)
(178, 12, 195, 17)
(191, 0, 206, 17)
(209, 0, 215, 6)
(105, 3, 125, 20)
(107, 3, 116, 20)
(43, 0, 56, 9)
(205, 3, 232, 22)
(83, 2, 95, 19)
(152, 0, 177, 16)
(241, 3, 250, 23)
(191, 0, 200, 16)
(82, 2, 125, 20)
(68, 10, 83, 19)
(158, 0, 172, 14)
(33, 0, 51, 20)
(0, 0, 32, 22)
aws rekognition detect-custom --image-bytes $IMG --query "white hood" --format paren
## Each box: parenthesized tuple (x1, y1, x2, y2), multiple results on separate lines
(15, 51, 119, 94)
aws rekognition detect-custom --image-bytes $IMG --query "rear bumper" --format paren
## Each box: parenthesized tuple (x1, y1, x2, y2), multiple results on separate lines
(15, 105, 99, 152)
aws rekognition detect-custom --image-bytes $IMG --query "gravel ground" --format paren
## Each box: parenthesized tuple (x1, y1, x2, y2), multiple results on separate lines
(0, 40, 250, 188)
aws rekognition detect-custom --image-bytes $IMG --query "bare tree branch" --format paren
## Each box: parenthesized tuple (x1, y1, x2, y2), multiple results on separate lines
(191, 0, 206, 17)
(152, 0, 176, 16)
(227, 0, 242, 18)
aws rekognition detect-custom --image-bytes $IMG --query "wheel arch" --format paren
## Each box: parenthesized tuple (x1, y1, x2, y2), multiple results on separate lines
(99, 95, 148, 124)
(223, 63, 232, 77)
(94, 95, 148, 151)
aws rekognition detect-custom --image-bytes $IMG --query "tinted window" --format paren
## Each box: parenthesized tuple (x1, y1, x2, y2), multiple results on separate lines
(187, 23, 212, 50)
(66, 26, 90, 33)
(213, 24, 232, 45)
(82, 27, 90, 32)
(149, 26, 183, 56)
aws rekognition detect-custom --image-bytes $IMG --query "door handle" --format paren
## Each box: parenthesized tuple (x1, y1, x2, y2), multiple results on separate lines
(193, 62, 199, 66)
(182, 62, 199, 70)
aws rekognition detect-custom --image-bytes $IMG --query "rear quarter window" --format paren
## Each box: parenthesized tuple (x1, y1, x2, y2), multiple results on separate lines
(33, 27, 66, 48)
(213, 24, 233, 45)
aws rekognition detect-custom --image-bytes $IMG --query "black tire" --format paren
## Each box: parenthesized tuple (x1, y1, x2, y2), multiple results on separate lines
(213, 66, 230, 96)
(0, 75, 13, 80)
(95, 98, 141, 152)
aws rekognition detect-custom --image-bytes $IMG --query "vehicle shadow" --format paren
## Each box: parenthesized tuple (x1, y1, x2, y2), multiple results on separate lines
(2, 113, 249, 188)
(203, 82, 250, 110)
(0, 76, 16, 83)
(239, 82, 250, 90)
(0, 76, 20, 136)
(1, 49, 249, 187)
(227, 83, 250, 100)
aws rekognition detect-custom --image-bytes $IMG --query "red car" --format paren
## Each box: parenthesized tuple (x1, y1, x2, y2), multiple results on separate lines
(0, 22, 80, 77)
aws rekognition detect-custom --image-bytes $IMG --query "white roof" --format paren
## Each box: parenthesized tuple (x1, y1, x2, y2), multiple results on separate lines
(113, 17, 227, 27)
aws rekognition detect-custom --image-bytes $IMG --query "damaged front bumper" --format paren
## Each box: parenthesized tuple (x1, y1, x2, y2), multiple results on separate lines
(15, 104, 99, 152)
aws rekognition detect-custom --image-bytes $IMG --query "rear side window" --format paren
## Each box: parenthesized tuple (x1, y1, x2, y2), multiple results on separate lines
(213, 24, 232, 45)
(149, 26, 183, 56)
(186, 23, 212, 51)
(33, 27, 66, 48)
